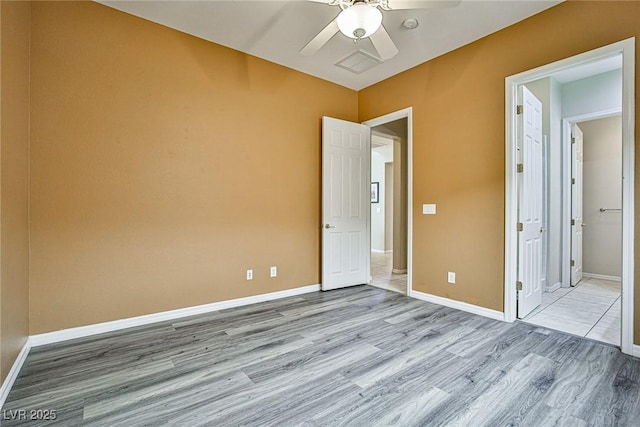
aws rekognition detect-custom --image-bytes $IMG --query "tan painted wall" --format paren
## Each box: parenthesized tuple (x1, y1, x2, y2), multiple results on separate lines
(9, 0, 640, 347)
(29, 1, 357, 334)
(0, 0, 31, 382)
(581, 116, 622, 278)
(358, 0, 640, 343)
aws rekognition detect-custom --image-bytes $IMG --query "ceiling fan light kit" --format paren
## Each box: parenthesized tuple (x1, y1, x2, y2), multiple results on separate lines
(301, 0, 461, 62)
(336, 3, 383, 40)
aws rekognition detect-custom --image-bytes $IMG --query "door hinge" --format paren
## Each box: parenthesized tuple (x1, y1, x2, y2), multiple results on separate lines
(571, 137, 576, 144)
(516, 105, 523, 115)
(571, 260, 575, 267)
(517, 222, 523, 232)
(571, 219, 575, 226)
(516, 281, 523, 291)
(571, 178, 576, 185)
(517, 163, 524, 173)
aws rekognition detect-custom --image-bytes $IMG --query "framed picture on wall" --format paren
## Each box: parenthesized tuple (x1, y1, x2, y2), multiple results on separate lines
(371, 182, 379, 203)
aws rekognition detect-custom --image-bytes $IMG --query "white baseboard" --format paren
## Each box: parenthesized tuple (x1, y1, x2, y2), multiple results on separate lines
(371, 249, 393, 254)
(545, 282, 562, 293)
(0, 338, 32, 409)
(633, 345, 640, 358)
(30, 284, 320, 348)
(392, 269, 407, 274)
(583, 272, 621, 282)
(409, 290, 505, 321)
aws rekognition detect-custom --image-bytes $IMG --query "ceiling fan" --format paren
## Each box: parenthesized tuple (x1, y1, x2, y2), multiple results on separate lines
(300, 0, 461, 60)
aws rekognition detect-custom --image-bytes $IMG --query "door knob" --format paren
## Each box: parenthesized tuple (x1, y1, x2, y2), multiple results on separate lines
(540, 227, 546, 233)
(324, 224, 335, 229)
(581, 223, 586, 227)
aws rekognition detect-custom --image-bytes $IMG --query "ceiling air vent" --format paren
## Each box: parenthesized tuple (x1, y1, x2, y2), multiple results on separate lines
(335, 50, 382, 74)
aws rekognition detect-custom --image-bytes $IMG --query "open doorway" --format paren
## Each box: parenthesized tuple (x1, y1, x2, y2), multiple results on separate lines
(504, 39, 635, 355)
(369, 125, 407, 294)
(521, 113, 623, 345)
(320, 109, 412, 293)
(364, 109, 413, 295)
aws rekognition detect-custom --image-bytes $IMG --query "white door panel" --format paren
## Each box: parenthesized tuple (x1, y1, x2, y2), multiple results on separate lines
(517, 86, 544, 318)
(322, 117, 370, 291)
(571, 124, 584, 286)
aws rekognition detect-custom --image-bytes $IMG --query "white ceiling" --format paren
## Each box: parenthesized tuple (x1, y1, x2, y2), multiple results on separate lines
(98, 0, 563, 91)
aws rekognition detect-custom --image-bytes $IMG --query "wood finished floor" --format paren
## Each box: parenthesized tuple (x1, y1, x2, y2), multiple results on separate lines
(3, 285, 640, 426)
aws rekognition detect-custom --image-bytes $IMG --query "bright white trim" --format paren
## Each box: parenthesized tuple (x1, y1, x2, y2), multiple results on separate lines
(30, 284, 320, 347)
(363, 107, 413, 298)
(371, 249, 392, 254)
(504, 38, 635, 356)
(392, 268, 407, 274)
(545, 282, 562, 293)
(504, 69, 519, 322)
(582, 272, 621, 282)
(0, 338, 32, 408)
(561, 119, 571, 288)
(409, 290, 505, 321)
(564, 108, 622, 123)
(620, 38, 635, 356)
(633, 345, 640, 358)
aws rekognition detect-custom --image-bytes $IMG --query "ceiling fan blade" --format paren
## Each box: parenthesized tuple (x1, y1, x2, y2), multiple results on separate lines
(382, 0, 461, 10)
(369, 25, 399, 61)
(300, 19, 339, 56)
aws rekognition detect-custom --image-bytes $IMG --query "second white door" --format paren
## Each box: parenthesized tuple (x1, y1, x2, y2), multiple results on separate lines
(321, 116, 370, 291)
(517, 86, 544, 318)
(571, 123, 584, 286)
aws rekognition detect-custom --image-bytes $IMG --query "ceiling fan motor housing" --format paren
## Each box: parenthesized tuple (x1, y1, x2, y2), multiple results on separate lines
(336, 3, 383, 39)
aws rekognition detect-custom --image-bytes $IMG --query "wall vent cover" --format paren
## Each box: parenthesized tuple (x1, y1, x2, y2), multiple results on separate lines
(335, 50, 382, 74)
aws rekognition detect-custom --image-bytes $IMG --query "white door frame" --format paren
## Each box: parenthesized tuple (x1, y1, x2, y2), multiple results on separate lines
(363, 107, 413, 295)
(561, 109, 621, 289)
(504, 38, 635, 355)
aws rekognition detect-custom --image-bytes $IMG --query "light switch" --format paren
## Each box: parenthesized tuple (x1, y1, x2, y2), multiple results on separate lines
(422, 204, 436, 215)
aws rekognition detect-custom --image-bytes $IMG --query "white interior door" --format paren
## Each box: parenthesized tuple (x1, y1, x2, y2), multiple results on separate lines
(571, 124, 584, 286)
(322, 116, 370, 291)
(517, 86, 544, 318)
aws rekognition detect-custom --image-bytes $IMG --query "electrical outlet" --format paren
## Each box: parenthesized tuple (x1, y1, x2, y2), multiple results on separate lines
(447, 271, 456, 284)
(246, 269, 253, 280)
(270, 266, 277, 278)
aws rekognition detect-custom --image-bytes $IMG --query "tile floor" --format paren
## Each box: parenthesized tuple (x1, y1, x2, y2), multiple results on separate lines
(521, 277, 621, 346)
(370, 251, 407, 294)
